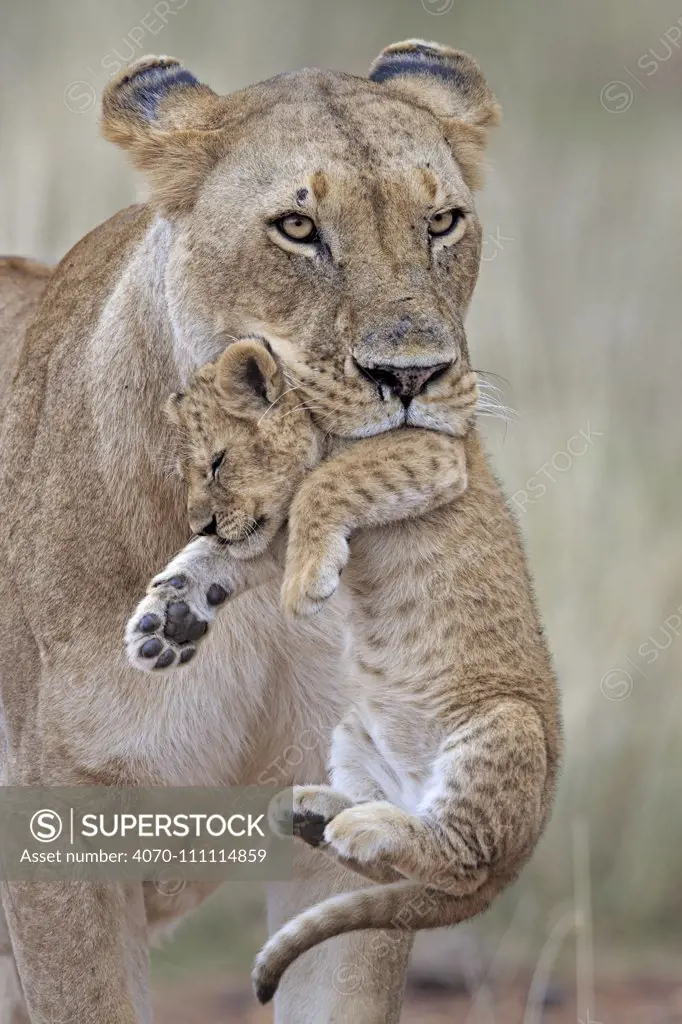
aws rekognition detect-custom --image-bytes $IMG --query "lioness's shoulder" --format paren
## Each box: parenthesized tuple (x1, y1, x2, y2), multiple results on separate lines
(50, 203, 153, 296)
(0, 257, 53, 407)
(12, 204, 154, 373)
(0, 256, 52, 330)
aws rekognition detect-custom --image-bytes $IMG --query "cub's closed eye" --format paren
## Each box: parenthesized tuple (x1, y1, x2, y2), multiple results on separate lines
(211, 451, 225, 478)
(274, 213, 319, 244)
(428, 208, 466, 238)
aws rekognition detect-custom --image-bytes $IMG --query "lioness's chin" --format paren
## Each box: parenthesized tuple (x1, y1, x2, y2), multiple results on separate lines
(326, 407, 406, 440)
(406, 404, 473, 437)
(331, 405, 468, 440)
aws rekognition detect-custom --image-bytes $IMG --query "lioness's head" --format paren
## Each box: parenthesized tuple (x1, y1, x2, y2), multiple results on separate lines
(103, 41, 499, 438)
(165, 339, 319, 556)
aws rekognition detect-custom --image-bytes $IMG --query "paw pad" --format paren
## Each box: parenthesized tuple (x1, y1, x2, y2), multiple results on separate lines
(153, 575, 185, 590)
(140, 638, 163, 659)
(167, 601, 190, 621)
(207, 583, 229, 606)
(153, 648, 176, 670)
(138, 614, 160, 633)
(126, 555, 236, 674)
(161, 602, 208, 645)
(292, 812, 329, 848)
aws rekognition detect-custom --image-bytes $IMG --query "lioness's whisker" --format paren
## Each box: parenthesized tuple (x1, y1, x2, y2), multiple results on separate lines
(257, 383, 307, 425)
(473, 368, 511, 389)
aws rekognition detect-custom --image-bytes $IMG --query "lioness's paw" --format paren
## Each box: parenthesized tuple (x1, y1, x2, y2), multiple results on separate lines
(125, 572, 230, 673)
(281, 534, 349, 617)
(268, 785, 354, 847)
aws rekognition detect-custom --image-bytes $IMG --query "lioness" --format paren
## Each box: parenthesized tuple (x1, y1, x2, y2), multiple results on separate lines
(0, 40, 516, 1024)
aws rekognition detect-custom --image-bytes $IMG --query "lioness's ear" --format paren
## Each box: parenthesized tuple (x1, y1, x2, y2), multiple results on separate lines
(102, 56, 227, 214)
(214, 340, 284, 419)
(369, 40, 500, 190)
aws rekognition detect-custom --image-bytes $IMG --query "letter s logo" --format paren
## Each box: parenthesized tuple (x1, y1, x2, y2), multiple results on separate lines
(29, 809, 63, 843)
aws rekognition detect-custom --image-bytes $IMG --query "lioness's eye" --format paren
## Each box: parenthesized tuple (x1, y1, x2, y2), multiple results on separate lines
(211, 451, 225, 478)
(275, 213, 318, 243)
(428, 208, 465, 238)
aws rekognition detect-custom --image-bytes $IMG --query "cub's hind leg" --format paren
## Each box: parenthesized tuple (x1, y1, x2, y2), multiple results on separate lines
(269, 715, 404, 885)
(269, 785, 404, 886)
(269, 710, 388, 846)
(324, 699, 548, 895)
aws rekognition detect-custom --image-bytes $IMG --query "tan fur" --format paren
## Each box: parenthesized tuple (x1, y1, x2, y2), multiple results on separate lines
(0, 258, 52, 412)
(0, 41, 504, 1022)
(132, 342, 558, 1003)
(258, 428, 560, 999)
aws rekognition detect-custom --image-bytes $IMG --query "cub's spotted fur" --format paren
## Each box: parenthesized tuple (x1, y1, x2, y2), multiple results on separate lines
(125, 339, 560, 1005)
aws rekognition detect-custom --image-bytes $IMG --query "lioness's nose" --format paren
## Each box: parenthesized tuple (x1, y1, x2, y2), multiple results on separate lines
(356, 361, 452, 406)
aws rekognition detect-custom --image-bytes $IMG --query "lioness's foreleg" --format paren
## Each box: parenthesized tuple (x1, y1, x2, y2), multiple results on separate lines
(2, 879, 150, 1024)
(0, 901, 29, 1024)
(267, 844, 412, 1023)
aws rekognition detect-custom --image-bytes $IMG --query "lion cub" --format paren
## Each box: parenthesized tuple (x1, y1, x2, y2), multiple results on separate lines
(125, 338, 472, 670)
(125, 339, 559, 1006)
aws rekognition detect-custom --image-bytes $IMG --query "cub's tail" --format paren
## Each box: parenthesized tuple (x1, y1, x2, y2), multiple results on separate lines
(252, 879, 491, 1005)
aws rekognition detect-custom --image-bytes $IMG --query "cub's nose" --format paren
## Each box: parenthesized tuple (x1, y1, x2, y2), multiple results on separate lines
(356, 361, 452, 406)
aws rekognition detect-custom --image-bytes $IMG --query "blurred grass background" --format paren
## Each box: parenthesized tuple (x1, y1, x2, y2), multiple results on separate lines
(2, 0, 681, 1013)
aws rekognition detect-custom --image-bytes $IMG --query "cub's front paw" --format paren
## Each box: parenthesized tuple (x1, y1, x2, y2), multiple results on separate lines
(125, 572, 230, 673)
(281, 534, 349, 617)
(268, 785, 354, 848)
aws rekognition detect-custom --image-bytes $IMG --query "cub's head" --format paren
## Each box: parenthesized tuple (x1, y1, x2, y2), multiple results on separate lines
(103, 42, 500, 438)
(165, 339, 320, 558)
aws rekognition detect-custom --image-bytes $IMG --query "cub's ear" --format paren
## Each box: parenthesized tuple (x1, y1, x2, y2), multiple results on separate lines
(163, 391, 185, 428)
(214, 339, 285, 420)
(101, 56, 227, 214)
(369, 40, 500, 190)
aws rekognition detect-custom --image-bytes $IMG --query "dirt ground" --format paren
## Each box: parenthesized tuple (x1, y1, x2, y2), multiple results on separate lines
(154, 973, 682, 1023)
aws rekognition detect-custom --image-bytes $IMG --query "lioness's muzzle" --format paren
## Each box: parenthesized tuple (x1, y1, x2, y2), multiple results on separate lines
(353, 313, 459, 404)
(354, 360, 452, 405)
